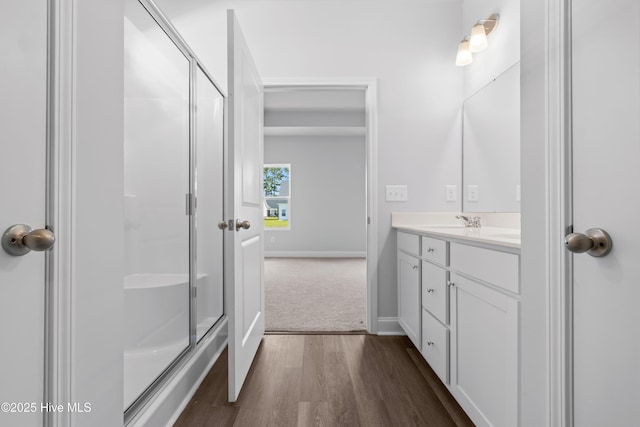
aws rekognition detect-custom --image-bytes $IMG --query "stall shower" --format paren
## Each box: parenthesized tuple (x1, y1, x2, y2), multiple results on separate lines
(123, 0, 224, 418)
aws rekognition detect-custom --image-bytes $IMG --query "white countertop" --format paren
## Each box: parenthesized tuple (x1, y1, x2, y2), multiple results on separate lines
(393, 224, 521, 249)
(391, 212, 521, 249)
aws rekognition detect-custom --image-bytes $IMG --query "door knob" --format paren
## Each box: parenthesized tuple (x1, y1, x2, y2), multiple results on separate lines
(218, 221, 229, 230)
(235, 220, 251, 231)
(564, 228, 612, 257)
(2, 224, 56, 256)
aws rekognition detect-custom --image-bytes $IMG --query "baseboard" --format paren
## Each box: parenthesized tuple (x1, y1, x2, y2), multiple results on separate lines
(265, 251, 366, 258)
(128, 317, 228, 427)
(377, 317, 405, 335)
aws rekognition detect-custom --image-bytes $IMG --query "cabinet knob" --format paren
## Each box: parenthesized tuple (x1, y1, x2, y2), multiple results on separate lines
(426, 288, 435, 293)
(426, 247, 435, 253)
(426, 341, 434, 346)
(447, 281, 455, 287)
(412, 265, 419, 270)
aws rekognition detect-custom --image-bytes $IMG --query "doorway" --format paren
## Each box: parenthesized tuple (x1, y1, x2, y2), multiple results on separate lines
(262, 84, 375, 332)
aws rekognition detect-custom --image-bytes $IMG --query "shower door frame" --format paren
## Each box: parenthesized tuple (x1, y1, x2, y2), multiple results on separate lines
(123, 0, 227, 422)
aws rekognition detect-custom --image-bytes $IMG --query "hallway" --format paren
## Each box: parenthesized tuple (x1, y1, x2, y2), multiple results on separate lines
(174, 335, 473, 426)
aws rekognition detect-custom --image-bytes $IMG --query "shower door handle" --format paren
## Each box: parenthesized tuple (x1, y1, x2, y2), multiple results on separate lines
(2, 224, 56, 256)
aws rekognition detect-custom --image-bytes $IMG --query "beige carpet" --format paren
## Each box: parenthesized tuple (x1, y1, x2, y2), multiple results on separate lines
(265, 257, 367, 332)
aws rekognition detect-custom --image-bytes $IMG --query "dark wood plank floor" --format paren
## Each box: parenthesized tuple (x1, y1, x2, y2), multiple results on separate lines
(174, 335, 474, 427)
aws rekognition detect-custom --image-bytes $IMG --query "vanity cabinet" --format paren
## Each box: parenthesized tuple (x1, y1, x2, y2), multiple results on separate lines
(396, 229, 520, 427)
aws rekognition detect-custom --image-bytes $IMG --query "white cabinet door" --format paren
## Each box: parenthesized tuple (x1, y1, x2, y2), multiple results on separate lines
(570, 1, 640, 423)
(398, 251, 420, 350)
(0, 2, 47, 426)
(227, 10, 265, 403)
(450, 274, 518, 427)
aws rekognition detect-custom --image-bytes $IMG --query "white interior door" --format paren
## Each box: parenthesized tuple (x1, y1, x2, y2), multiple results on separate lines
(570, 0, 640, 424)
(0, 1, 48, 426)
(226, 9, 265, 402)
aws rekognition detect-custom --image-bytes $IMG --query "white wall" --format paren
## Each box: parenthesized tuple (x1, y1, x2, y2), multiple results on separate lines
(73, 0, 124, 425)
(156, 0, 464, 320)
(520, 0, 550, 425)
(264, 136, 366, 255)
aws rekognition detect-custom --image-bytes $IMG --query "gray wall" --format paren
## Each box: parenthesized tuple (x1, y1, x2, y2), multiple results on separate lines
(264, 136, 366, 255)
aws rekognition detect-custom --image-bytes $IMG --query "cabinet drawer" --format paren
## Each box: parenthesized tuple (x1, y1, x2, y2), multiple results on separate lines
(398, 231, 420, 256)
(450, 243, 519, 294)
(421, 236, 447, 266)
(421, 261, 448, 324)
(422, 310, 449, 384)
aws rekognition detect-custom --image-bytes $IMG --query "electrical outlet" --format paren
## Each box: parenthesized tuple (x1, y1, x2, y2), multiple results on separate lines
(467, 185, 479, 202)
(446, 185, 457, 202)
(386, 185, 408, 202)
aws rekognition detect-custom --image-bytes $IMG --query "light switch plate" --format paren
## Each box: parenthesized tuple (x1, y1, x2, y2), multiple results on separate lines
(446, 185, 457, 202)
(467, 185, 478, 202)
(386, 185, 408, 202)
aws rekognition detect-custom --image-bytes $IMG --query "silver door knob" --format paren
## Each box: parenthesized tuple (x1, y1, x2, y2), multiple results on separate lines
(218, 221, 229, 230)
(235, 220, 251, 231)
(2, 224, 56, 256)
(564, 228, 612, 257)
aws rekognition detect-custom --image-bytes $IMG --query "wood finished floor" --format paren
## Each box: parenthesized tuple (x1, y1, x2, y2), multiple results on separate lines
(174, 335, 473, 427)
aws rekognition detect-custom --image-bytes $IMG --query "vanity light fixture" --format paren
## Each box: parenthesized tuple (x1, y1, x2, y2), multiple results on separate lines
(455, 37, 473, 66)
(469, 23, 488, 52)
(456, 13, 500, 66)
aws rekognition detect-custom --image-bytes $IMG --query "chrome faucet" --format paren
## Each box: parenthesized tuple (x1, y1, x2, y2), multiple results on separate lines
(456, 215, 481, 228)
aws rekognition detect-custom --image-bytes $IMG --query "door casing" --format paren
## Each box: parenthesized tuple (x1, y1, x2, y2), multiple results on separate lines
(262, 78, 379, 334)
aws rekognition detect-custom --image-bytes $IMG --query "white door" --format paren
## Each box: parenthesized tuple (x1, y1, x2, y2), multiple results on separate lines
(0, 1, 48, 426)
(570, 0, 640, 424)
(226, 10, 265, 402)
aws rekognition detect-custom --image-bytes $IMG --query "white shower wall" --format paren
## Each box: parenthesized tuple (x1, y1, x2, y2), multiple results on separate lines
(123, 99, 190, 276)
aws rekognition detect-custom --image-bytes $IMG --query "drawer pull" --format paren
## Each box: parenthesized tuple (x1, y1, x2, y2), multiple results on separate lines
(426, 341, 434, 346)
(412, 265, 419, 270)
(426, 288, 435, 293)
(426, 247, 435, 253)
(447, 281, 455, 287)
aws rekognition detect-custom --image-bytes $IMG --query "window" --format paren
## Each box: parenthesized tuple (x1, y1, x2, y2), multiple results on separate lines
(264, 164, 290, 229)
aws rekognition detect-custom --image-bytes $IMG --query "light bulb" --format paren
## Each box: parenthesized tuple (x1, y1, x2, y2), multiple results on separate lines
(455, 39, 472, 66)
(469, 23, 488, 53)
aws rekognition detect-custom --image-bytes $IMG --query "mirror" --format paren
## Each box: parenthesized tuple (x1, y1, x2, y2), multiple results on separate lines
(463, 62, 520, 212)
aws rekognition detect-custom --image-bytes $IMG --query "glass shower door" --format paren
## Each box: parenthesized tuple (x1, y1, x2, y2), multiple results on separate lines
(123, 0, 190, 411)
(195, 67, 225, 341)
